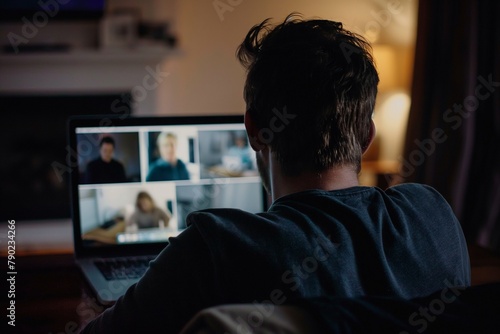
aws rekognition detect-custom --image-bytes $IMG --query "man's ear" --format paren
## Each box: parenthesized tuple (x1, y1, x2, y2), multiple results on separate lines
(244, 110, 266, 151)
(361, 119, 376, 154)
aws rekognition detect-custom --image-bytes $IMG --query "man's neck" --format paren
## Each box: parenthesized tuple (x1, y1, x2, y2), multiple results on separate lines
(270, 159, 360, 202)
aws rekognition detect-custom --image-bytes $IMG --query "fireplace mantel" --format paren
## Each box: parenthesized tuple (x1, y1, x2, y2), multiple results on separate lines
(0, 47, 180, 114)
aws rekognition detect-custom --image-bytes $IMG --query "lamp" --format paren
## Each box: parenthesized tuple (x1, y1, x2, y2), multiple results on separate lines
(372, 44, 413, 92)
(360, 44, 413, 186)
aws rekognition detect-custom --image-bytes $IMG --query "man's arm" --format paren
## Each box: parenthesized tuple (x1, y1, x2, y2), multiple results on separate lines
(81, 225, 218, 334)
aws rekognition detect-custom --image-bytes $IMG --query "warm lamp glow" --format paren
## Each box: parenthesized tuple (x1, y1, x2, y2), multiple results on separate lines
(383, 92, 411, 118)
(373, 91, 411, 161)
(372, 45, 413, 92)
(372, 45, 398, 91)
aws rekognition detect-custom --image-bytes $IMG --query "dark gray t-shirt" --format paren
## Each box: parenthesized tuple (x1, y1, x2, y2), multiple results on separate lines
(82, 183, 470, 333)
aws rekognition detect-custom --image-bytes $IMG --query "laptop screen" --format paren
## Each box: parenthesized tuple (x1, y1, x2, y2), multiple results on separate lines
(69, 115, 266, 254)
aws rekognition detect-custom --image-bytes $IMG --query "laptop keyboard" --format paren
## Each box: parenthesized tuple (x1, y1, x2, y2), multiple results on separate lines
(94, 256, 156, 281)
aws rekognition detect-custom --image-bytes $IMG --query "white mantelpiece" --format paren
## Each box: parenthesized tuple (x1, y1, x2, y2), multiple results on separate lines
(0, 48, 178, 115)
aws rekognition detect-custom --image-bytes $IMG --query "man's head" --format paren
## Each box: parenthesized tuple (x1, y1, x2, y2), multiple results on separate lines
(157, 132, 178, 164)
(238, 14, 379, 177)
(99, 136, 116, 163)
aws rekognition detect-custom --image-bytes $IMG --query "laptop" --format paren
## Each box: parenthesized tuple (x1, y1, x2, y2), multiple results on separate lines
(68, 115, 267, 305)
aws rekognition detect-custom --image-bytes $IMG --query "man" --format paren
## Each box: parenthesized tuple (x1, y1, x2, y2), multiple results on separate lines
(146, 132, 190, 181)
(84, 136, 127, 184)
(83, 14, 470, 333)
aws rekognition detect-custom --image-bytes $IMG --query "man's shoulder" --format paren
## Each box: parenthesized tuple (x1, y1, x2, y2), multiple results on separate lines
(186, 208, 279, 238)
(86, 158, 101, 169)
(110, 158, 124, 167)
(387, 182, 438, 194)
(149, 159, 159, 167)
(271, 184, 446, 209)
(187, 208, 265, 227)
(385, 183, 448, 205)
(149, 159, 167, 170)
(383, 183, 459, 231)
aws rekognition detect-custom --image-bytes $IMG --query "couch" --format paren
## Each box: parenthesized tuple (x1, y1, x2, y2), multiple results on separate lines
(180, 282, 500, 333)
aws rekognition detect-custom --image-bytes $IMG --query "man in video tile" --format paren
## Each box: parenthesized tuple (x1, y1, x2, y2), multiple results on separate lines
(146, 132, 190, 181)
(84, 136, 127, 184)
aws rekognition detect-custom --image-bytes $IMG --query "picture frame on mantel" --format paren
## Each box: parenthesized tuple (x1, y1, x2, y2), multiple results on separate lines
(99, 13, 138, 49)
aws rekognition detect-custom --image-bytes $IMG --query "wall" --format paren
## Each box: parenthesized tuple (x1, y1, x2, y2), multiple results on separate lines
(134, 0, 417, 164)
(110, 0, 417, 116)
(0, 0, 416, 118)
(0, 0, 417, 158)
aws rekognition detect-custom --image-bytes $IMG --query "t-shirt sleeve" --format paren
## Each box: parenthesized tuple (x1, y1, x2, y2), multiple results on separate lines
(388, 183, 471, 286)
(81, 225, 217, 334)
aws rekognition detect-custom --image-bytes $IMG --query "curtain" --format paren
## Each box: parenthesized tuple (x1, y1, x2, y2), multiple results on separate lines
(402, 0, 500, 252)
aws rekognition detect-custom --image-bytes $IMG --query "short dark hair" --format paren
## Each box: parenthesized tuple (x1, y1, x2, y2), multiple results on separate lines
(100, 136, 115, 147)
(237, 13, 379, 175)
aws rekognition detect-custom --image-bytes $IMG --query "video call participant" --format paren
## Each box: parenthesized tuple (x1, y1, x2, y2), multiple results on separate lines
(83, 14, 470, 333)
(226, 134, 253, 170)
(83, 136, 127, 184)
(146, 132, 190, 181)
(126, 191, 171, 230)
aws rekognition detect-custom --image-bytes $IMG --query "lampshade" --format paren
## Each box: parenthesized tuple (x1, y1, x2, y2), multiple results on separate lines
(372, 44, 413, 92)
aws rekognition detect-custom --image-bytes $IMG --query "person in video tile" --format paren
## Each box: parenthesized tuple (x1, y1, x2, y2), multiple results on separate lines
(84, 136, 127, 184)
(226, 134, 253, 171)
(146, 132, 190, 181)
(126, 191, 171, 230)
